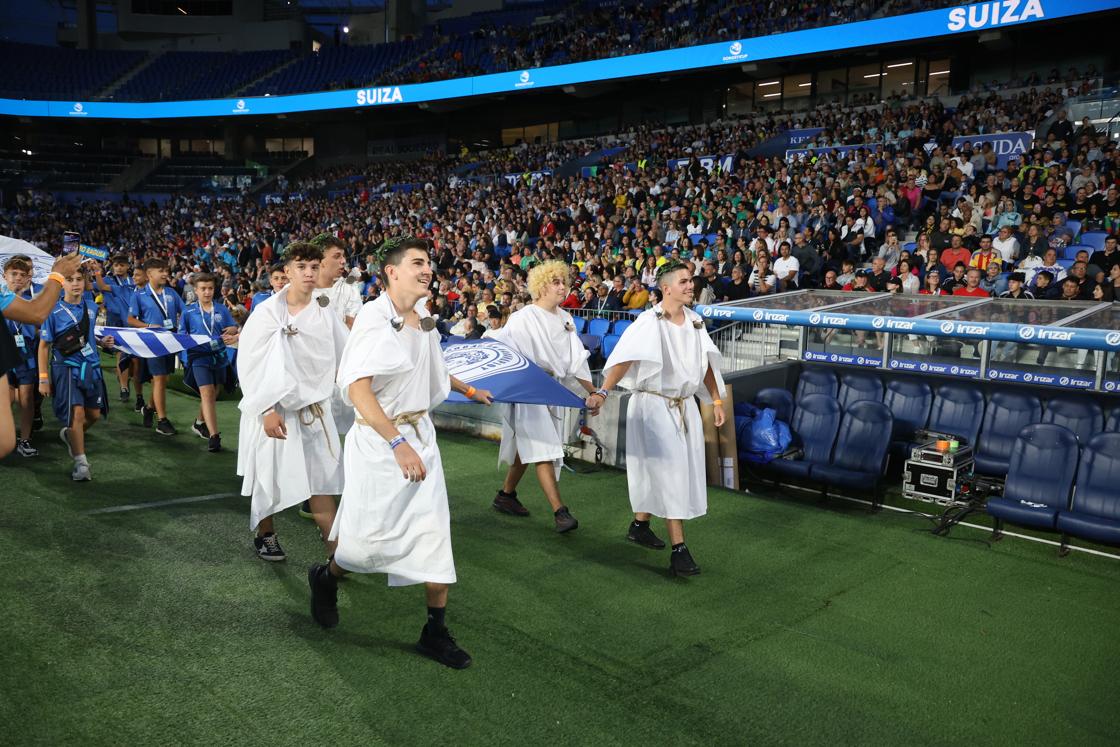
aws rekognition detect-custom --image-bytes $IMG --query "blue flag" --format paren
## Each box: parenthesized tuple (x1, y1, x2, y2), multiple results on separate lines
(95, 326, 210, 359)
(442, 339, 585, 408)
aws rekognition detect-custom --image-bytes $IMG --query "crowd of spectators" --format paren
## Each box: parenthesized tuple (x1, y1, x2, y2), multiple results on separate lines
(2, 74, 1117, 346)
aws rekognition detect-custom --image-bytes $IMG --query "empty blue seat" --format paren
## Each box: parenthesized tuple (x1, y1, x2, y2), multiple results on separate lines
(1107, 409, 1120, 432)
(987, 424, 1079, 534)
(1042, 395, 1103, 445)
(613, 319, 633, 336)
(838, 371, 882, 410)
(754, 387, 794, 423)
(796, 367, 837, 404)
(809, 401, 893, 496)
(601, 334, 621, 359)
(571, 316, 588, 334)
(883, 379, 932, 458)
(1078, 231, 1108, 251)
(1056, 432, 1120, 549)
(768, 394, 841, 481)
(1064, 219, 1081, 238)
(926, 384, 985, 445)
(587, 318, 610, 338)
(579, 333, 601, 354)
(974, 391, 1042, 476)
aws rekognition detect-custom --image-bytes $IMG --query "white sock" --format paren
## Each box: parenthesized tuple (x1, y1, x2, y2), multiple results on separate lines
(74, 454, 89, 467)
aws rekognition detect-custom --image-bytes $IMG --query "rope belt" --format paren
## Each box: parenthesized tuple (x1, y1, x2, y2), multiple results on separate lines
(356, 410, 429, 445)
(636, 390, 688, 433)
(298, 402, 337, 460)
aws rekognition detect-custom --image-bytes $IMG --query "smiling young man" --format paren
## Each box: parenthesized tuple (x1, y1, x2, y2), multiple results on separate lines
(236, 241, 349, 563)
(248, 262, 287, 316)
(127, 258, 183, 435)
(592, 259, 726, 577)
(487, 260, 599, 532)
(309, 236, 493, 669)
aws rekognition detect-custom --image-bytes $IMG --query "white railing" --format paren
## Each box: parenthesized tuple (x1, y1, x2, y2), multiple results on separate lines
(709, 321, 787, 372)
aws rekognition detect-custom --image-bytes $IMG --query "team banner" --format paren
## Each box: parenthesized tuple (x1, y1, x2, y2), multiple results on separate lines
(951, 131, 1034, 168)
(786, 143, 883, 163)
(442, 339, 586, 408)
(695, 305, 1120, 352)
(668, 154, 736, 173)
(94, 326, 211, 358)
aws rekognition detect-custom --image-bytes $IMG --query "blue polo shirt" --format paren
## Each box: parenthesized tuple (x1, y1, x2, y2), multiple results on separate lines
(41, 297, 101, 367)
(0, 287, 12, 312)
(5, 285, 40, 367)
(101, 274, 136, 321)
(179, 302, 236, 360)
(248, 290, 273, 315)
(129, 285, 183, 329)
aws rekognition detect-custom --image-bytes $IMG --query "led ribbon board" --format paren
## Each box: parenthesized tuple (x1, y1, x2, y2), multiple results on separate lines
(1, 0, 1113, 120)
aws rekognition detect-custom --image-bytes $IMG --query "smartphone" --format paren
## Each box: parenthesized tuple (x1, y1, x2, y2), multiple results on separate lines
(63, 231, 80, 255)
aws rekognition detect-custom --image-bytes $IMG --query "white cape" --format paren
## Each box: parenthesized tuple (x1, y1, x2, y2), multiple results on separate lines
(487, 304, 591, 475)
(604, 306, 725, 520)
(235, 287, 349, 530)
(330, 295, 456, 585)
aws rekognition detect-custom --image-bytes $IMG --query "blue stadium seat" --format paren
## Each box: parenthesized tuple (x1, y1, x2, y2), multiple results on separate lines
(1064, 219, 1081, 238)
(837, 371, 882, 410)
(768, 394, 841, 481)
(571, 316, 588, 334)
(1042, 395, 1103, 445)
(1060, 244, 1092, 261)
(579, 333, 601, 355)
(1055, 258, 1075, 270)
(587, 318, 610, 338)
(974, 391, 1042, 476)
(926, 384, 985, 445)
(883, 379, 932, 459)
(1079, 232, 1108, 252)
(1056, 433, 1120, 549)
(613, 319, 633, 336)
(601, 334, 621, 359)
(987, 424, 1079, 534)
(754, 388, 794, 423)
(1106, 409, 1120, 432)
(809, 401, 893, 497)
(796, 367, 837, 404)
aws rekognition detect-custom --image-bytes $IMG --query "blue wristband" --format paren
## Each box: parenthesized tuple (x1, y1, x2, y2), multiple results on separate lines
(389, 435, 406, 450)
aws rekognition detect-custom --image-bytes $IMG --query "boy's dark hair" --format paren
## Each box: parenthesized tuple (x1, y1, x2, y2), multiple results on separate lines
(377, 236, 430, 286)
(143, 258, 169, 271)
(310, 232, 346, 252)
(192, 272, 217, 287)
(3, 254, 33, 273)
(284, 241, 324, 266)
(268, 261, 286, 275)
(110, 254, 130, 266)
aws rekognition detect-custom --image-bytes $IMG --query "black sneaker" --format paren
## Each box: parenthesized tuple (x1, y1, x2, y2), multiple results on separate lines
(207, 434, 222, 453)
(308, 564, 340, 628)
(119, 387, 130, 403)
(191, 420, 210, 440)
(254, 532, 286, 562)
(155, 418, 176, 436)
(627, 522, 666, 549)
(670, 546, 701, 577)
(554, 506, 579, 533)
(15, 439, 38, 458)
(142, 406, 155, 428)
(493, 489, 530, 517)
(416, 624, 472, 669)
(134, 394, 145, 413)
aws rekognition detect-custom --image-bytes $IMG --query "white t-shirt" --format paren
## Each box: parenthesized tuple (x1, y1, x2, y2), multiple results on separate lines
(773, 256, 800, 284)
(992, 235, 1020, 263)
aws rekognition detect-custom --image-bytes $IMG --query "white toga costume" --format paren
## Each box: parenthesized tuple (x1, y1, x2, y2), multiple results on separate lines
(487, 304, 591, 478)
(311, 277, 363, 433)
(604, 305, 725, 520)
(236, 287, 349, 530)
(330, 295, 456, 586)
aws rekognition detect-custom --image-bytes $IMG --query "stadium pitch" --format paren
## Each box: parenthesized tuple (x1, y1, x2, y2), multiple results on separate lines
(2, 386, 1118, 745)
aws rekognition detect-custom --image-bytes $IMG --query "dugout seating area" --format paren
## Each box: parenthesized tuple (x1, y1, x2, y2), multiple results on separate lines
(751, 368, 1120, 547)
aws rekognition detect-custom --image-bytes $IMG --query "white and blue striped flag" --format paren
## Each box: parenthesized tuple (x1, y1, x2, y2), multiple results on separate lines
(94, 326, 211, 359)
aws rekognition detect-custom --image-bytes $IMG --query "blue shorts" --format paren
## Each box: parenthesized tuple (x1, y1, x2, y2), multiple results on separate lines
(50, 363, 107, 426)
(7, 362, 38, 387)
(145, 354, 176, 377)
(187, 358, 227, 388)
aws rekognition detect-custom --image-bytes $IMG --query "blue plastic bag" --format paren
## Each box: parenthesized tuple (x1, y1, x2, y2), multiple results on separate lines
(734, 403, 792, 465)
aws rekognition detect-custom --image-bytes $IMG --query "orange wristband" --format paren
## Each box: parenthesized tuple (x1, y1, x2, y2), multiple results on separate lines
(464, 385, 477, 399)
(38, 372, 49, 380)
(712, 399, 723, 406)
(48, 272, 66, 286)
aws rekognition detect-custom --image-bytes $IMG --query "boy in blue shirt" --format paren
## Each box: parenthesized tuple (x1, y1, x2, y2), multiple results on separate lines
(127, 257, 183, 436)
(248, 262, 287, 315)
(93, 254, 135, 403)
(37, 268, 116, 481)
(3, 256, 42, 457)
(179, 273, 239, 452)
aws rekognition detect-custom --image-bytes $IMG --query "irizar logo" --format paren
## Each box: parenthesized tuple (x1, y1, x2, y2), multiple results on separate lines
(809, 313, 821, 325)
(1017, 325, 1036, 340)
(947, 0, 1045, 32)
(1106, 332, 1120, 347)
(940, 321, 955, 335)
(1059, 377, 1070, 386)
(751, 310, 790, 324)
(514, 71, 535, 89)
(722, 40, 749, 62)
(356, 87, 404, 105)
(1019, 325, 1073, 342)
(872, 316, 916, 331)
(705, 307, 734, 319)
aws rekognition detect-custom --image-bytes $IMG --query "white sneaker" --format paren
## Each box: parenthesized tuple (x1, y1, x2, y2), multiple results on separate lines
(71, 461, 92, 481)
(59, 427, 74, 458)
(15, 440, 38, 457)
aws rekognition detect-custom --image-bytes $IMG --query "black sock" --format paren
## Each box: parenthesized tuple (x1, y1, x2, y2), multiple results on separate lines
(672, 543, 686, 553)
(498, 489, 515, 498)
(632, 519, 650, 528)
(427, 606, 446, 629)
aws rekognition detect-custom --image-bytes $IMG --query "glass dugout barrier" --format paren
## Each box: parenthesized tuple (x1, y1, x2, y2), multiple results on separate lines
(1066, 305, 1120, 393)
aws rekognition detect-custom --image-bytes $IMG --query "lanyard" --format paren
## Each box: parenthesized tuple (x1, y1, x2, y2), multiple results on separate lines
(60, 301, 85, 328)
(198, 304, 217, 337)
(150, 287, 170, 320)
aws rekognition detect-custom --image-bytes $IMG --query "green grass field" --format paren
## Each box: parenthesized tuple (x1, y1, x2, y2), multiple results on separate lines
(2, 384, 1119, 745)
